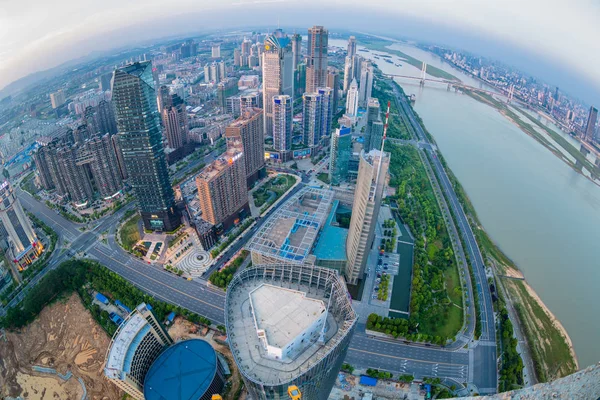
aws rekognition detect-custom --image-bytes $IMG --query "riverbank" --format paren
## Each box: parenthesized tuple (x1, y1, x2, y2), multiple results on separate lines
(462, 89, 600, 187)
(437, 150, 579, 382)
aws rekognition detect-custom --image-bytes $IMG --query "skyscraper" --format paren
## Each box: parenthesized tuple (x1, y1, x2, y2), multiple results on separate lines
(96, 100, 118, 135)
(347, 36, 357, 59)
(156, 85, 172, 114)
(99, 73, 113, 92)
(329, 126, 352, 185)
(291, 33, 302, 71)
(346, 79, 359, 119)
(212, 44, 221, 58)
(225, 107, 265, 186)
(326, 67, 340, 114)
(262, 32, 294, 137)
(233, 48, 241, 67)
(161, 94, 189, 150)
(306, 26, 328, 93)
(84, 134, 123, 198)
(196, 141, 248, 229)
(364, 98, 381, 152)
(345, 149, 390, 285)
(303, 93, 322, 150)
(358, 60, 374, 106)
(318, 87, 334, 139)
(272, 95, 293, 152)
(584, 106, 598, 142)
(112, 62, 180, 232)
(50, 90, 66, 109)
(0, 180, 42, 270)
(343, 56, 353, 93)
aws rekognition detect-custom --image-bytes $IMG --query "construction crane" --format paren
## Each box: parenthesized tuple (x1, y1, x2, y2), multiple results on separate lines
(287, 385, 302, 400)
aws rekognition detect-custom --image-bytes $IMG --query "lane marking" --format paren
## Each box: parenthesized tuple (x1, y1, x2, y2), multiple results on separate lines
(348, 347, 467, 367)
(92, 247, 224, 312)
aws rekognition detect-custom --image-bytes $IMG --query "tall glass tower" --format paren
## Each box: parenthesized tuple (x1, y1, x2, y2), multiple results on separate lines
(112, 62, 181, 232)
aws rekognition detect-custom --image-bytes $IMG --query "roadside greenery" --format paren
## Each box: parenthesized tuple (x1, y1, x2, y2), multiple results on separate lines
(365, 368, 393, 380)
(372, 77, 411, 141)
(0, 260, 212, 333)
(367, 313, 447, 346)
(209, 250, 249, 289)
(377, 274, 390, 301)
(497, 302, 524, 391)
(385, 142, 462, 340)
(341, 363, 355, 374)
(253, 174, 295, 207)
(316, 173, 330, 184)
(210, 218, 255, 258)
(120, 214, 141, 251)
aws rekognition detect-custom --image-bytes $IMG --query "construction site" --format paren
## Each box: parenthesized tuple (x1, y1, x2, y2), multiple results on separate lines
(0, 294, 122, 400)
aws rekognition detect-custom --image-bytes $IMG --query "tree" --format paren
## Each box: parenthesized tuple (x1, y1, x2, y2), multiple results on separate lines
(2, 169, 9, 179)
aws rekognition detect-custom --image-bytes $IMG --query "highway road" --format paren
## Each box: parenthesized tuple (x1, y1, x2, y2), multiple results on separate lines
(392, 83, 498, 393)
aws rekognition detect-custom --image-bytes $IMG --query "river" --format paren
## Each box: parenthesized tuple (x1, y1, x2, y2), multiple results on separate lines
(330, 38, 600, 368)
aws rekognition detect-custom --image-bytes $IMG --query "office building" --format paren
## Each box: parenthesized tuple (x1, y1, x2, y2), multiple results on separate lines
(306, 26, 328, 93)
(50, 90, 66, 109)
(347, 36, 357, 59)
(212, 44, 221, 58)
(225, 107, 265, 186)
(358, 60, 374, 106)
(272, 95, 293, 152)
(104, 303, 173, 400)
(345, 149, 390, 285)
(295, 62, 307, 100)
(327, 67, 340, 113)
(161, 94, 189, 150)
(291, 33, 302, 71)
(318, 87, 334, 138)
(240, 92, 262, 114)
(112, 62, 181, 232)
(196, 142, 249, 230)
(226, 263, 357, 400)
(346, 79, 359, 120)
(226, 96, 242, 118)
(156, 85, 172, 114)
(369, 121, 384, 154)
(217, 78, 239, 112)
(584, 106, 598, 142)
(329, 126, 352, 185)
(262, 32, 294, 137)
(343, 56, 353, 93)
(303, 93, 322, 150)
(0, 181, 42, 270)
(364, 98, 381, 152)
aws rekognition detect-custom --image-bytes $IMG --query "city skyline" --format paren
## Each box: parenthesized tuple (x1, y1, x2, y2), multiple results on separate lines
(0, 1, 599, 106)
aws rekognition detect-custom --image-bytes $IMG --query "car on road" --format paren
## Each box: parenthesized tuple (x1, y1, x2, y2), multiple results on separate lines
(374, 286, 379, 291)
(384, 266, 388, 270)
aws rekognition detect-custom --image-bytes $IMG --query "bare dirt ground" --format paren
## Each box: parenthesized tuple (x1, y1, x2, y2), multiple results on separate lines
(168, 316, 245, 400)
(0, 293, 122, 400)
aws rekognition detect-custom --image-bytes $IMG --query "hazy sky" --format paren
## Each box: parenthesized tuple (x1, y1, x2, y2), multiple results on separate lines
(0, 0, 599, 103)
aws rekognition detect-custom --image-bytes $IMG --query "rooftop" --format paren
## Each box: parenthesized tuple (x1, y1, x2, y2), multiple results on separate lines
(144, 339, 218, 400)
(226, 265, 357, 386)
(196, 144, 243, 182)
(246, 187, 334, 263)
(313, 200, 348, 262)
(249, 284, 326, 349)
(104, 312, 148, 379)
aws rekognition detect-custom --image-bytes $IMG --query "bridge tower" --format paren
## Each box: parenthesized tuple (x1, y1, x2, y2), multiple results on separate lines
(420, 62, 427, 86)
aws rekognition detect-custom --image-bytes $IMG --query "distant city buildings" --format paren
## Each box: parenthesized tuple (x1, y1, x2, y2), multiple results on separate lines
(291, 33, 302, 71)
(345, 79, 359, 121)
(195, 141, 249, 230)
(262, 31, 294, 138)
(225, 107, 265, 187)
(364, 98, 382, 152)
(305, 26, 328, 93)
(329, 126, 353, 185)
(584, 106, 598, 142)
(302, 93, 322, 150)
(50, 89, 66, 109)
(345, 149, 390, 285)
(0, 180, 42, 270)
(327, 67, 340, 113)
(112, 61, 180, 232)
(161, 94, 189, 151)
(211, 44, 221, 58)
(358, 60, 374, 106)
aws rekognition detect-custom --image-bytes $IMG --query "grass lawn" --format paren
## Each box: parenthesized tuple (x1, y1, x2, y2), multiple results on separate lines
(317, 173, 330, 184)
(253, 175, 296, 207)
(120, 215, 141, 251)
